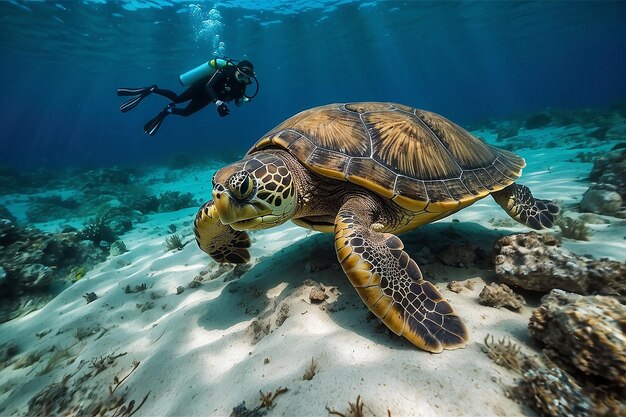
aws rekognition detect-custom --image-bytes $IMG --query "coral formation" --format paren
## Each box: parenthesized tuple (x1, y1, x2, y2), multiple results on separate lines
(308, 286, 327, 303)
(478, 283, 525, 310)
(483, 332, 620, 417)
(0, 219, 107, 322)
(126, 194, 159, 214)
(447, 281, 464, 293)
(516, 367, 593, 417)
(493, 232, 626, 298)
(529, 290, 626, 389)
(157, 191, 197, 212)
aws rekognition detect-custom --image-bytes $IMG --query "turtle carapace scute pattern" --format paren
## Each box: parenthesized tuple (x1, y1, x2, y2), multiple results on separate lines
(194, 102, 560, 353)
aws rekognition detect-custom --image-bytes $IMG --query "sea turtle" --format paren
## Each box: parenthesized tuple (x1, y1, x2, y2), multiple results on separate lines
(194, 102, 559, 353)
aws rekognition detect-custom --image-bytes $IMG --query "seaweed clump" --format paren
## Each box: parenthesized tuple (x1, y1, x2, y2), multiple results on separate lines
(555, 215, 591, 241)
(164, 234, 186, 251)
(302, 358, 317, 381)
(483, 335, 528, 373)
(78, 215, 119, 246)
(327, 395, 365, 417)
(230, 387, 288, 417)
(572, 151, 598, 163)
(27, 352, 149, 417)
(28, 374, 72, 416)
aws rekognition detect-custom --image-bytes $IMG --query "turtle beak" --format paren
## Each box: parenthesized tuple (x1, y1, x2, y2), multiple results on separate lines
(213, 189, 269, 227)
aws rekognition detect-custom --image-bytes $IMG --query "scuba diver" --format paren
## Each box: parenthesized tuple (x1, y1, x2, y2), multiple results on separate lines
(117, 58, 258, 136)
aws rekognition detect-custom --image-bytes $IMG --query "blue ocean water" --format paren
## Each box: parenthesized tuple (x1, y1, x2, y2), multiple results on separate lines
(2, 3, 626, 415)
(1, 0, 625, 171)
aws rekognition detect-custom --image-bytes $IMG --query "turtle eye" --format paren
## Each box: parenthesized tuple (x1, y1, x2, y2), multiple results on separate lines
(228, 171, 255, 200)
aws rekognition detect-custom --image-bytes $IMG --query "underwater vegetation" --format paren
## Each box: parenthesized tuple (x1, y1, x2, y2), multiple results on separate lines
(25, 351, 149, 417)
(326, 395, 371, 417)
(163, 233, 187, 251)
(78, 215, 119, 246)
(302, 358, 317, 381)
(230, 387, 288, 417)
(483, 335, 527, 374)
(555, 215, 591, 241)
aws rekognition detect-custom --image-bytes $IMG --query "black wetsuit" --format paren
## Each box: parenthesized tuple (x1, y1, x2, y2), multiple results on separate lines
(152, 66, 249, 117)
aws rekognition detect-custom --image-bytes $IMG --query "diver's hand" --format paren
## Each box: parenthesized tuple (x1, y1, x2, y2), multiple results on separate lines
(215, 100, 230, 117)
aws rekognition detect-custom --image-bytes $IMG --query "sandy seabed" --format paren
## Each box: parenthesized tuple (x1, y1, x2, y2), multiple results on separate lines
(0, 123, 624, 417)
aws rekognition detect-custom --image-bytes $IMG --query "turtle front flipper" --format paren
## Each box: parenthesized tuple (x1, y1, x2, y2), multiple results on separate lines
(492, 183, 560, 230)
(194, 200, 251, 263)
(334, 198, 468, 353)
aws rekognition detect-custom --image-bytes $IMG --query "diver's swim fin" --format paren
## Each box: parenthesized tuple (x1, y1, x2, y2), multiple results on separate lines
(117, 86, 155, 96)
(143, 105, 172, 136)
(117, 85, 157, 113)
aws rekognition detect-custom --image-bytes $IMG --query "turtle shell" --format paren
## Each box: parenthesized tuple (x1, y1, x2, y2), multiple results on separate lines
(249, 102, 525, 211)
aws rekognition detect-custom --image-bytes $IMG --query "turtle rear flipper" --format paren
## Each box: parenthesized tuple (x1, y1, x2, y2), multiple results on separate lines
(492, 183, 560, 230)
(334, 197, 468, 353)
(194, 200, 251, 264)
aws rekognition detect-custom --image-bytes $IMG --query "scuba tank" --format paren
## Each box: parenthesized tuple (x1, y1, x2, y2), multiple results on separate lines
(179, 58, 232, 86)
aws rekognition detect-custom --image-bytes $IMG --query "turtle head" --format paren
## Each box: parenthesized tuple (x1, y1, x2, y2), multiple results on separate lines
(212, 153, 297, 231)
